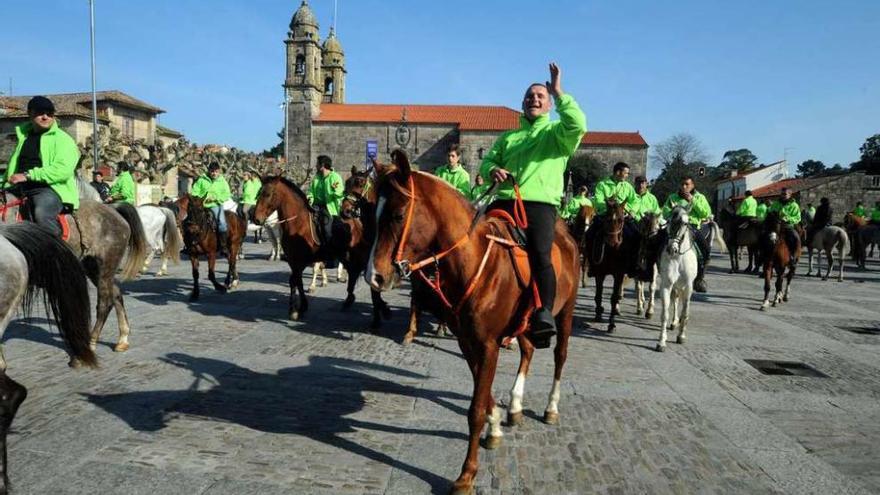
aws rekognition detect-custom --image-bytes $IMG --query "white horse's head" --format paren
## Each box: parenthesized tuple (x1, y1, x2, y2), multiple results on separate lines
(667, 207, 691, 255)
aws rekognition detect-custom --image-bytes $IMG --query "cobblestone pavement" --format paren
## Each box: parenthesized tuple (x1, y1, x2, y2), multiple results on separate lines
(4, 243, 880, 494)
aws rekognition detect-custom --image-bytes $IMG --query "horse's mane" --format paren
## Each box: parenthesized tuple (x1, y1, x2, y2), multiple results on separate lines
(275, 176, 315, 212)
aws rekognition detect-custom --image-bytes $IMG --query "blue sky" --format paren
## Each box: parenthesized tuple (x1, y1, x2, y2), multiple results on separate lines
(2, 0, 877, 177)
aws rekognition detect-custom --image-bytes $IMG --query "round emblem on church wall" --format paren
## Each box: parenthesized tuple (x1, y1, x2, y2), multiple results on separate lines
(395, 124, 411, 147)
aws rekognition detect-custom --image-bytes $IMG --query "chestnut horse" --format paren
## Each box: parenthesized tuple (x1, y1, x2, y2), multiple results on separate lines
(760, 211, 801, 310)
(179, 195, 247, 301)
(844, 213, 880, 268)
(569, 203, 595, 288)
(252, 176, 391, 328)
(366, 151, 578, 494)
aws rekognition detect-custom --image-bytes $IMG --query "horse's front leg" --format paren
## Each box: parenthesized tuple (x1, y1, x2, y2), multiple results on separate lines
(0, 372, 27, 495)
(308, 262, 320, 293)
(823, 250, 833, 281)
(760, 265, 772, 310)
(508, 336, 535, 426)
(226, 236, 240, 289)
(289, 268, 306, 320)
(452, 341, 499, 495)
(342, 265, 357, 310)
(608, 274, 623, 333)
(635, 280, 645, 314)
(593, 274, 605, 322)
(646, 269, 657, 319)
(783, 263, 795, 302)
(806, 248, 814, 276)
(657, 287, 672, 351)
(207, 252, 227, 294)
(773, 266, 785, 306)
(403, 298, 420, 345)
(676, 287, 693, 344)
(190, 254, 201, 301)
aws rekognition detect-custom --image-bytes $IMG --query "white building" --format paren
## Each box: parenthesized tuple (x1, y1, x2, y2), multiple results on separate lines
(715, 160, 789, 205)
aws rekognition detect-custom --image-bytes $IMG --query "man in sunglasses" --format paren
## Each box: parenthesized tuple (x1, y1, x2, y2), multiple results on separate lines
(2, 96, 80, 237)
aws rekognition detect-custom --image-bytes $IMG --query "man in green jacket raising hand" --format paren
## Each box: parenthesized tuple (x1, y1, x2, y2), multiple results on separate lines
(107, 161, 136, 205)
(435, 144, 471, 197)
(191, 162, 232, 252)
(3, 96, 80, 237)
(480, 62, 587, 348)
(662, 176, 713, 292)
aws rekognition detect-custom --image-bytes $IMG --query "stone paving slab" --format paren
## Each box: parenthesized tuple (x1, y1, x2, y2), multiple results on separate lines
(2, 247, 879, 494)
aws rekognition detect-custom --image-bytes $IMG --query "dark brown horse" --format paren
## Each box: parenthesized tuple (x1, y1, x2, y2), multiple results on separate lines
(569, 203, 595, 288)
(583, 200, 633, 332)
(252, 176, 391, 328)
(760, 211, 801, 310)
(366, 150, 578, 494)
(180, 195, 247, 301)
(844, 212, 880, 268)
(718, 206, 761, 273)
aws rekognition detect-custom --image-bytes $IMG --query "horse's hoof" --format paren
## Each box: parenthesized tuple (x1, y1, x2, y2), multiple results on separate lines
(89, 342, 98, 352)
(306, 286, 315, 294)
(645, 311, 654, 320)
(782, 295, 789, 302)
(217, 287, 228, 294)
(760, 304, 768, 311)
(450, 482, 475, 495)
(655, 343, 666, 352)
(189, 294, 199, 302)
(543, 411, 559, 425)
(611, 308, 621, 316)
(607, 324, 616, 333)
(114, 342, 130, 352)
(507, 411, 524, 426)
(676, 335, 686, 345)
(402, 334, 414, 345)
(484, 435, 503, 450)
(289, 311, 300, 321)
(68, 358, 82, 368)
(594, 315, 603, 323)
(342, 297, 355, 310)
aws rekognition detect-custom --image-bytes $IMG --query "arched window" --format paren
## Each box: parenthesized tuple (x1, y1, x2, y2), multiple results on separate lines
(324, 77, 334, 94)
(294, 55, 305, 75)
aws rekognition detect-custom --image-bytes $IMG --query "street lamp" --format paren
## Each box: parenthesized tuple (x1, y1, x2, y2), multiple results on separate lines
(88, 0, 99, 171)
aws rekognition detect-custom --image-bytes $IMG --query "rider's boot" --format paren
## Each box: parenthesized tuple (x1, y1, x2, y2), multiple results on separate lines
(530, 308, 556, 349)
(693, 259, 708, 293)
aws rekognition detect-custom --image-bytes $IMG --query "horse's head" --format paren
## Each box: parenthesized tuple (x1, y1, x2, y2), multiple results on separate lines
(666, 206, 691, 255)
(344, 171, 369, 199)
(604, 199, 626, 248)
(253, 176, 285, 225)
(182, 195, 210, 239)
(639, 212, 662, 238)
(367, 149, 466, 291)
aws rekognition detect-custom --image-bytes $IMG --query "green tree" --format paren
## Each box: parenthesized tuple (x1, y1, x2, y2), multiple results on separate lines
(718, 148, 758, 172)
(650, 133, 712, 203)
(261, 129, 285, 158)
(796, 159, 826, 177)
(851, 134, 880, 173)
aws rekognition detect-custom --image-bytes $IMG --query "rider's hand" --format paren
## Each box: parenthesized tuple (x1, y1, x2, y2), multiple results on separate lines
(490, 168, 509, 183)
(9, 173, 27, 184)
(546, 62, 564, 97)
(681, 191, 693, 202)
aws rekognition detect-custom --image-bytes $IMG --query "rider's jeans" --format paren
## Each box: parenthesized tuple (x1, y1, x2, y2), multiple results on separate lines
(210, 205, 228, 232)
(23, 185, 63, 237)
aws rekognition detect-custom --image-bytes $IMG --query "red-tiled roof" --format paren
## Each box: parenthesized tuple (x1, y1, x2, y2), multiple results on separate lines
(581, 131, 647, 147)
(315, 103, 647, 146)
(750, 178, 807, 198)
(0, 91, 164, 119)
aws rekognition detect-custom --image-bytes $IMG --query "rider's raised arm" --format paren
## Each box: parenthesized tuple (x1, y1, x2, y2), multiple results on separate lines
(550, 94, 587, 155)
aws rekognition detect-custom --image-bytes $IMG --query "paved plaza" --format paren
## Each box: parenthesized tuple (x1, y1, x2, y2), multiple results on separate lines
(4, 243, 880, 494)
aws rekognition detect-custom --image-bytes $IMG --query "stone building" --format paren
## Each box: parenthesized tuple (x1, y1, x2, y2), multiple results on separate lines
(283, 1, 647, 179)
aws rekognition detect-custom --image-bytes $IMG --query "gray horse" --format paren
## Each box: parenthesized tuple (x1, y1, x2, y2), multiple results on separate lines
(1, 178, 147, 355)
(805, 226, 850, 281)
(0, 222, 97, 493)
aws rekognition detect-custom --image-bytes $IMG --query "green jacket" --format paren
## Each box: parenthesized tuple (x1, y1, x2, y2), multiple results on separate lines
(561, 194, 592, 220)
(871, 207, 880, 222)
(756, 203, 768, 221)
(737, 196, 757, 218)
(109, 171, 136, 205)
(469, 182, 490, 202)
(770, 199, 801, 225)
(308, 170, 344, 216)
(191, 175, 231, 208)
(592, 178, 637, 216)
(435, 164, 471, 197)
(3, 121, 81, 209)
(807, 206, 816, 218)
(479, 94, 587, 207)
(241, 178, 262, 205)
(632, 190, 661, 221)
(663, 191, 712, 226)
(854, 205, 867, 218)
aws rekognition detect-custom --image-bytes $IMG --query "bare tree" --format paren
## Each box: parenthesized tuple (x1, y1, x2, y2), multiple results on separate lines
(650, 133, 710, 170)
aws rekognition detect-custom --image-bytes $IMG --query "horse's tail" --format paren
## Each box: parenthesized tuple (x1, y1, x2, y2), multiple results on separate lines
(160, 207, 182, 264)
(1, 223, 97, 368)
(708, 222, 728, 253)
(112, 203, 149, 280)
(838, 228, 851, 257)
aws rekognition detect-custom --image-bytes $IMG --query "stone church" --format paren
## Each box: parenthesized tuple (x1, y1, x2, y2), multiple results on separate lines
(284, 1, 648, 179)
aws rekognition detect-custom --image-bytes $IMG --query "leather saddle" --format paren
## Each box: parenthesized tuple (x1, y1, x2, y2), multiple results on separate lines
(485, 209, 561, 290)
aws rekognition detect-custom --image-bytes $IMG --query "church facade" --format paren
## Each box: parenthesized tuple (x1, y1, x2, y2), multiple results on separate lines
(283, 1, 648, 179)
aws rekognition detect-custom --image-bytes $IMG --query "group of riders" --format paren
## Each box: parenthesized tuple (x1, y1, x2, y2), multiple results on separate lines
(4, 82, 876, 350)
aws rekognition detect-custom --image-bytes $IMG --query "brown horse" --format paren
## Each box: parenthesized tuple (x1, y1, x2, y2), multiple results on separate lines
(760, 211, 801, 310)
(366, 151, 578, 494)
(569, 203, 595, 288)
(844, 213, 880, 268)
(252, 176, 391, 328)
(583, 200, 634, 332)
(180, 195, 247, 301)
(718, 206, 761, 273)
(1, 186, 147, 356)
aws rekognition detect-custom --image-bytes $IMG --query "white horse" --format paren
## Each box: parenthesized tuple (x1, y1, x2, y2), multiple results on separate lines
(243, 211, 282, 261)
(805, 226, 850, 282)
(136, 205, 182, 276)
(655, 207, 727, 352)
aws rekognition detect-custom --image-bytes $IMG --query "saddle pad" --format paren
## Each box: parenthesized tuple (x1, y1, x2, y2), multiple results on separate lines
(506, 239, 563, 289)
(222, 199, 237, 212)
(58, 214, 71, 241)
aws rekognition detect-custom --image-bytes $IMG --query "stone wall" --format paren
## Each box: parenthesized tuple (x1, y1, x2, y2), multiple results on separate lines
(310, 122, 458, 174)
(459, 131, 503, 176)
(574, 145, 648, 178)
(798, 172, 880, 223)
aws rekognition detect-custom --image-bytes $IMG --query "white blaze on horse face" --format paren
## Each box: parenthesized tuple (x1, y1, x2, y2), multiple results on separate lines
(366, 196, 387, 290)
